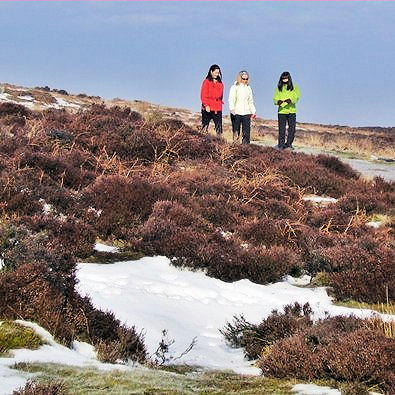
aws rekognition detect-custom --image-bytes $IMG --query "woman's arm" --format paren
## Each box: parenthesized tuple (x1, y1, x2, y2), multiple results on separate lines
(248, 87, 256, 114)
(228, 85, 236, 113)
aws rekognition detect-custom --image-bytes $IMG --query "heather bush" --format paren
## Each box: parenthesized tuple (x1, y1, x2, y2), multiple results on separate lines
(166, 162, 235, 198)
(371, 176, 395, 194)
(0, 222, 76, 277)
(336, 192, 387, 215)
(0, 172, 42, 216)
(276, 155, 349, 197)
(260, 333, 321, 380)
(315, 154, 359, 180)
(18, 150, 93, 190)
(305, 236, 395, 303)
(0, 102, 32, 118)
(236, 218, 296, 248)
(328, 243, 395, 303)
(0, 263, 147, 361)
(95, 325, 146, 364)
(81, 174, 173, 239)
(188, 194, 239, 228)
(12, 380, 67, 395)
(306, 206, 355, 233)
(260, 198, 297, 219)
(19, 215, 96, 258)
(221, 302, 312, 360)
(340, 382, 369, 395)
(0, 263, 75, 343)
(138, 201, 302, 284)
(136, 200, 211, 266)
(259, 315, 395, 393)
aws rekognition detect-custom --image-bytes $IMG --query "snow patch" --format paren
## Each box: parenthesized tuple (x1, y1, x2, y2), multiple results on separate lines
(94, 242, 119, 253)
(76, 256, 382, 375)
(292, 383, 381, 395)
(17, 95, 34, 101)
(284, 274, 311, 286)
(303, 195, 337, 205)
(55, 97, 81, 109)
(366, 221, 382, 229)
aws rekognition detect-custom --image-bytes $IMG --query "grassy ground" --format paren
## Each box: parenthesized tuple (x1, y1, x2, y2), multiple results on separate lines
(334, 296, 394, 315)
(13, 362, 300, 395)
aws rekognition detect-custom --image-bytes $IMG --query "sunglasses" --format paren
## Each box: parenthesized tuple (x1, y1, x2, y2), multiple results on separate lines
(241, 77, 249, 80)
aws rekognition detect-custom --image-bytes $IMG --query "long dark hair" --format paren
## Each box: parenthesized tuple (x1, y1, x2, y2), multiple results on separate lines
(277, 71, 294, 91)
(205, 64, 222, 82)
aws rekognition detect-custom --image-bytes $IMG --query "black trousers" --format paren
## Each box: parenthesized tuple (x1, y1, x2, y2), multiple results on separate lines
(278, 113, 296, 148)
(201, 110, 222, 135)
(231, 114, 251, 144)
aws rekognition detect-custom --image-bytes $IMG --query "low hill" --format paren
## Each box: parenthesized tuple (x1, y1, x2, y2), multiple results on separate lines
(0, 82, 394, 393)
(1, 82, 394, 159)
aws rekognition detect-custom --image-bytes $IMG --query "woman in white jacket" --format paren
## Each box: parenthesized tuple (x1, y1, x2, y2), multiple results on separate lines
(228, 70, 256, 144)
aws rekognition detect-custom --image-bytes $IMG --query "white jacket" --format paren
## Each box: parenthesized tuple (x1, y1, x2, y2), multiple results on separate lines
(228, 83, 256, 115)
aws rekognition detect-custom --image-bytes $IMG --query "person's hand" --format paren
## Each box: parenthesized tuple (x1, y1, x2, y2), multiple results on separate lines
(251, 113, 256, 119)
(277, 100, 283, 105)
(230, 110, 235, 115)
(205, 106, 211, 112)
(285, 99, 292, 104)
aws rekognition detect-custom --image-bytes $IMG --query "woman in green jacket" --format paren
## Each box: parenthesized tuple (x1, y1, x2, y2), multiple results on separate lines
(273, 71, 300, 150)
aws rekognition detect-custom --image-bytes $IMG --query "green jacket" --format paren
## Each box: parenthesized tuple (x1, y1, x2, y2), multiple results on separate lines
(273, 84, 300, 114)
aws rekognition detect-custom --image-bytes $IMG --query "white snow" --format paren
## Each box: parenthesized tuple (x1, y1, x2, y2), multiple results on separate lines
(366, 221, 382, 229)
(293, 383, 341, 395)
(0, 93, 11, 101)
(0, 93, 35, 109)
(292, 383, 381, 395)
(94, 242, 119, 253)
(0, 90, 81, 111)
(76, 256, 384, 375)
(17, 95, 34, 101)
(0, 320, 133, 395)
(284, 274, 312, 286)
(54, 97, 81, 109)
(1, 256, 391, 394)
(303, 195, 337, 205)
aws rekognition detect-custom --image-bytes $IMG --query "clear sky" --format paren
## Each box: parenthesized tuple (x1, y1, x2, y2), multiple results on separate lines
(1, 1, 394, 127)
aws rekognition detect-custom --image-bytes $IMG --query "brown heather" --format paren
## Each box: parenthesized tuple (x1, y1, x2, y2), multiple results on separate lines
(0, 101, 394, 372)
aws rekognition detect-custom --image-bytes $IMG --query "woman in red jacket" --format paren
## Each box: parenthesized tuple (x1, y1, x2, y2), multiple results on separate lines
(200, 64, 224, 136)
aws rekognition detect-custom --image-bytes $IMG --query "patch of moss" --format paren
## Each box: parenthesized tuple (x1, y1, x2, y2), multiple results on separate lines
(0, 321, 44, 356)
(309, 272, 331, 287)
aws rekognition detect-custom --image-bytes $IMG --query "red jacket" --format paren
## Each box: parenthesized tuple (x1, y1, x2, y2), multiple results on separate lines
(200, 79, 224, 112)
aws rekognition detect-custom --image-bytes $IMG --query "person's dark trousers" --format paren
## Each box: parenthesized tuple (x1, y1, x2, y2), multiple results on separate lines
(233, 114, 251, 144)
(230, 113, 238, 141)
(278, 113, 296, 148)
(201, 110, 223, 136)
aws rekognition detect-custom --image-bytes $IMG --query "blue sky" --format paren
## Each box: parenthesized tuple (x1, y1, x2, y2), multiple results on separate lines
(1, 1, 394, 127)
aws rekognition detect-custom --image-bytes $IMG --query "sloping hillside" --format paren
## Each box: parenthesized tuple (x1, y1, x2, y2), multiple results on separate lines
(0, 82, 394, 394)
(1, 82, 394, 159)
